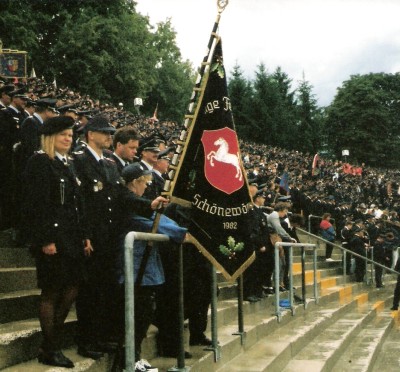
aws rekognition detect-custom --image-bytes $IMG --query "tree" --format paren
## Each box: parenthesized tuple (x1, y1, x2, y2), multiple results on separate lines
(296, 75, 323, 154)
(251, 63, 279, 144)
(325, 73, 400, 167)
(271, 67, 298, 149)
(143, 19, 195, 121)
(228, 63, 255, 140)
(0, 0, 195, 117)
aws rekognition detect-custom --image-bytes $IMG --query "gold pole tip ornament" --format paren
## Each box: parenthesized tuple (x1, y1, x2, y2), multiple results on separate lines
(217, 0, 229, 13)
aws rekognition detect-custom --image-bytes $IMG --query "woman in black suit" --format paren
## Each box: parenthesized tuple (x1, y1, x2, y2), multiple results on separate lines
(23, 116, 92, 368)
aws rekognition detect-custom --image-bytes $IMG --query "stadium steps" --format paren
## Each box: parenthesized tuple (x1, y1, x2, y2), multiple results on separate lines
(371, 310, 400, 372)
(2, 229, 398, 371)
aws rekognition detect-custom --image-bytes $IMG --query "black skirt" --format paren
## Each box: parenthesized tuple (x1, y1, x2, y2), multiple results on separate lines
(35, 252, 85, 290)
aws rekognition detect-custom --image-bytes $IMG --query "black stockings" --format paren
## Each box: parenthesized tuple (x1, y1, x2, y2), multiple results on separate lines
(39, 286, 78, 352)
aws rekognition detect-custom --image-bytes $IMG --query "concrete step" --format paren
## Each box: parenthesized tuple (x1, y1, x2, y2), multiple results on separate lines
(0, 268, 37, 293)
(148, 281, 396, 372)
(282, 295, 394, 372)
(332, 304, 394, 371)
(2, 346, 110, 371)
(371, 310, 400, 372)
(0, 248, 35, 268)
(0, 313, 77, 370)
(0, 290, 40, 324)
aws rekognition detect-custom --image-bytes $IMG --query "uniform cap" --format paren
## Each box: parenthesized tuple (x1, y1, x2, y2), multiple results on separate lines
(0, 84, 15, 94)
(40, 116, 75, 136)
(157, 149, 171, 161)
(84, 115, 116, 133)
(34, 98, 58, 108)
(121, 163, 152, 183)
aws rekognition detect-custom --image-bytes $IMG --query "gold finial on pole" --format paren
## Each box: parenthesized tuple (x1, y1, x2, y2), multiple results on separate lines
(217, 0, 229, 13)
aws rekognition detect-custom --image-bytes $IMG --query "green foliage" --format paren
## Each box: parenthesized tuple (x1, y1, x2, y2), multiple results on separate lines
(219, 236, 245, 259)
(296, 76, 323, 153)
(0, 0, 194, 120)
(325, 73, 400, 167)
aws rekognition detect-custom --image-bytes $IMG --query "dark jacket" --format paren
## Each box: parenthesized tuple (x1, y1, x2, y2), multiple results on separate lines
(20, 114, 42, 164)
(23, 152, 87, 257)
(73, 147, 122, 254)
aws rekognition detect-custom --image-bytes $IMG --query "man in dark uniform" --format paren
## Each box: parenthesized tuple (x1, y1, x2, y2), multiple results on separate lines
(72, 115, 120, 358)
(341, 220, 354, 273)
(349, 228, 369, 282)
(110, 126, 140, 174)
(19, 98, 58, 169)
(0, 88, 28, 230)
(243, 190, 272, 302)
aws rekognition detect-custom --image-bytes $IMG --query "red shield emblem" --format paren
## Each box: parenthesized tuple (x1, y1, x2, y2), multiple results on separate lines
(201, 127, 244, 194)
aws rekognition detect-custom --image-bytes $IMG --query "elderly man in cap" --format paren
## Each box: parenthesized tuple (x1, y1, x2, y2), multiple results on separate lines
(136, 137, 161, 200)
(72, 115, 121, 359)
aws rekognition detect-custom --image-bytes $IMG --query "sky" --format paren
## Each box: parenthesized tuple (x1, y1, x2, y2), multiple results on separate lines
(135, 0, 400, 107)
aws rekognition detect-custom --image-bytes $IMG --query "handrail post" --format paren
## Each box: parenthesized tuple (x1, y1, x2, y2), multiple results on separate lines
(301, 246, 306, 309)
(274, 243, 281, 322)
(370, 247, 374, 286)
(124, 232, 136, 372)
(313, 244, 319, 304)
(289, 246, 294, 315)
(233, 275, 245, 344)
(343, 249, 347, 286)
(208, 265, 221, 361)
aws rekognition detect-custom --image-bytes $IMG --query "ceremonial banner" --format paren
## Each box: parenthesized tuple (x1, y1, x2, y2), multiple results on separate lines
(0, 51, 27, 78)
(311, 153, 320, 176)
(170, 38, 254, 281)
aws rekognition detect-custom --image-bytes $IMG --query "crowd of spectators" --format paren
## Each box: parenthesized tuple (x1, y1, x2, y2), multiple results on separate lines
(2, 75, 400, 236)
(3, 74, 400, 368)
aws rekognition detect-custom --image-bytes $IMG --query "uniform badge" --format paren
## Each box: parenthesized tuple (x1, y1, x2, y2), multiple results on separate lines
(97, 181, 103, 191)
(93, 179, 99, 192)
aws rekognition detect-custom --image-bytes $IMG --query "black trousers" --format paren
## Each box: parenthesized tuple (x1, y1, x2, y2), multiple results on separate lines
(76, 252, 116, 345)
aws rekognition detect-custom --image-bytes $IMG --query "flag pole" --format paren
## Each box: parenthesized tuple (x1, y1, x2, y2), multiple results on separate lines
(165, 0, 229, 199)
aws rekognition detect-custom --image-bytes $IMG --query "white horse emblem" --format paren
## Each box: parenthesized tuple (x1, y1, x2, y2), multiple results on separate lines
(207, 137, 243, 181)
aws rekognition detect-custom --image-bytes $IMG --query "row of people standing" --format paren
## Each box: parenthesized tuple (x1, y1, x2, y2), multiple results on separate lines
(23, 113, 212, 370)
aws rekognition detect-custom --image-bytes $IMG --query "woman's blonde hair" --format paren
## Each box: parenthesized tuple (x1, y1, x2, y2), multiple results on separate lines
(40, 135, 56, 159)
(132, 174, 152, 185)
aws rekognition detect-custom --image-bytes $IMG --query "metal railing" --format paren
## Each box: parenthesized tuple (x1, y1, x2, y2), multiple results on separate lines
(274, 242, 317, 322)
(297, 228, 400, 286)
(124, 232, 171, 372)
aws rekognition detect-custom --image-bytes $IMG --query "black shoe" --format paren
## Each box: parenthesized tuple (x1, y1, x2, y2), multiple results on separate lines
(190, 336, 213, 346)
(245, 295, 260, 303)
(161, 350, 192, 359)
(264, 287, 275, 295)
(38, 350, 74, 368)
(96, 340, 118, 352)
(391, 306, 398, 311)
(77, 345, 104, 360)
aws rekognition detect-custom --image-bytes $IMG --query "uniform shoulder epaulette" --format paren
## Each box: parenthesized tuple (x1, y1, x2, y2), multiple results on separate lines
(105, 157, 115, 163)
(73, 150, 84, 156)
(36, 150, 45, 154)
